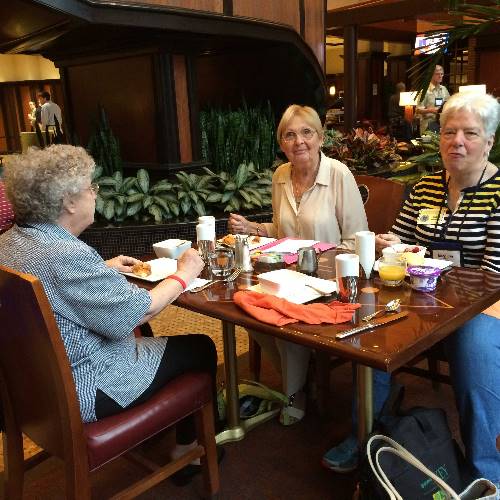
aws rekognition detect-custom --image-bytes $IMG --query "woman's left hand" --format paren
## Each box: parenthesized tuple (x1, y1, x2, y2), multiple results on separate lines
(106, 255, 142, 272)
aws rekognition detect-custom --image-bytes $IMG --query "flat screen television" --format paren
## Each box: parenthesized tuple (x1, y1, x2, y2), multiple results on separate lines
(414, 33, 448, 55)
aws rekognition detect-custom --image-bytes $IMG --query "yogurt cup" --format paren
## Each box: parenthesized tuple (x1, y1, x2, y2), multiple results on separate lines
(408, 266, 442, 292)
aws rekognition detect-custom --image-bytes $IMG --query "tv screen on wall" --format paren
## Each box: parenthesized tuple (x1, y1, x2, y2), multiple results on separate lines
(414, 33, 448, 55)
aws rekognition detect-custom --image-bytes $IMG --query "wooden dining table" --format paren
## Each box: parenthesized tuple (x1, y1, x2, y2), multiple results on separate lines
(130, 249, 500, 445)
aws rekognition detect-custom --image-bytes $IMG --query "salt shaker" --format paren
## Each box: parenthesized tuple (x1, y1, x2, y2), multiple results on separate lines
(234, 235, 253, 272)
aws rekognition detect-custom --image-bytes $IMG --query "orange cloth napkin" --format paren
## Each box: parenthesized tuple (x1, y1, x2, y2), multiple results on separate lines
(233, 290, 361, 327)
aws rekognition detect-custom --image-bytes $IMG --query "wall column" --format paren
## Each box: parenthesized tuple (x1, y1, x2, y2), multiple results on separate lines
(344, 25, 358, 131)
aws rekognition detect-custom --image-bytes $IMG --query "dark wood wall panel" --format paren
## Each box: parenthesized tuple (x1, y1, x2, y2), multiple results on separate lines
(233, 0, 300, 33)
(173, 54, 192, 163)
(478, 49, 500, 97)
(97, 0, 223, 12)
(66, 55, 157, 163)
(304, 0, 325, 69)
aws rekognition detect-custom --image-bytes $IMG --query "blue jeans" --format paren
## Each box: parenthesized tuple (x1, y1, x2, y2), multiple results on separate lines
(351, 365, 391, 431)
(445, 313, 500, 484)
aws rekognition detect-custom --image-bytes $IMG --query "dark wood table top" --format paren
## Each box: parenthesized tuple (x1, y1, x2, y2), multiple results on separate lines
(131, 250, 500, 372)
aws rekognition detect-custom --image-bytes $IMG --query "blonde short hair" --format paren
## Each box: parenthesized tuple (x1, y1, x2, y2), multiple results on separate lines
(276, 105, 323, 143)
(4, 145, 95, 224)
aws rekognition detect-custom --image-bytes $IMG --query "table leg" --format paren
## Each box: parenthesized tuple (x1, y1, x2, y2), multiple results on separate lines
(215, 320, 280, 444)
(356, 364, 374, 443)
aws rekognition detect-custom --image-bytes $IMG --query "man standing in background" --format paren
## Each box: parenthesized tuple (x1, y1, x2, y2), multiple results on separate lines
(415, 65, 450, 134)
(37, 91, 63, 144)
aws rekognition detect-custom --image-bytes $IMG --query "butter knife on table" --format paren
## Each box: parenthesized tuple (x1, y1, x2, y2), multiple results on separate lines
(336, 311, 408, 340)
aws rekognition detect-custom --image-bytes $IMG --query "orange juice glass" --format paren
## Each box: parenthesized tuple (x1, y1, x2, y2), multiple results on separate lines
(378, 255, 406, 287)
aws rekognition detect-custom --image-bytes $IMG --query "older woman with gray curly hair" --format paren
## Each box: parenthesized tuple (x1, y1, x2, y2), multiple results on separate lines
(0, 145, 218, 486)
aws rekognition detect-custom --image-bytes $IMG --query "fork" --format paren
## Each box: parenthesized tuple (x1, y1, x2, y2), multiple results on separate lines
(189, 268, 242, 293)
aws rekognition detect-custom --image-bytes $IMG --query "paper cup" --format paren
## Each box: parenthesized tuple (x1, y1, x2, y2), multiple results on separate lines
(196, 223, 215, 242)
(355, 231, 375, 279)
(198, 216, 215, 227)
(335, 253, 360, 278)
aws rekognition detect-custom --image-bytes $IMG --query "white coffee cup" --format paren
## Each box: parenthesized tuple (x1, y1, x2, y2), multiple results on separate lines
(198, 216, 215, 226)
(196, 223, 215, 242)
(355, 231, 375, 279)
(335, 253, 360, 278)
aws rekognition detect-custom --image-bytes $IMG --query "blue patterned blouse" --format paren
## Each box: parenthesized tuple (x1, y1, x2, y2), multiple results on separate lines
(0, 223, 167, 422)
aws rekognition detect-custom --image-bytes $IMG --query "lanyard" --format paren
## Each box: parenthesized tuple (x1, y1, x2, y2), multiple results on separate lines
(432, 165, 487, 241)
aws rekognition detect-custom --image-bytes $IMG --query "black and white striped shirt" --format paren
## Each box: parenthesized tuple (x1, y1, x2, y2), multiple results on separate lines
(391, 170, 500, 273)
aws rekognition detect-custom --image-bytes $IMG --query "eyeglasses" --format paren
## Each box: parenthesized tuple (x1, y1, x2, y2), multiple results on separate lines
(282, 128, 317, 143)
(89, 182, 99, 195)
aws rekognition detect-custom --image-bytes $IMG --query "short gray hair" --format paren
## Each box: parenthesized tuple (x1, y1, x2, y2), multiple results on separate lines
(440, 92, 500, 137)
(4, 145, 95, 224)
(276, 104, 323, 143)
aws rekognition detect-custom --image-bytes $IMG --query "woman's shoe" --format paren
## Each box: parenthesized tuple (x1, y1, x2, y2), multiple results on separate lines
(279, 390, 306, 426)
(322, 435, 359, 473)
(171, 445, 225, 487)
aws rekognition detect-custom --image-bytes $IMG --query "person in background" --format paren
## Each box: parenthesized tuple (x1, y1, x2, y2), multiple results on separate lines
(38, 91, 63, 144)
(388, 82, 412, 141)
(228, 104, 368, 426)
(376, 92, 500, 485)
(415, 65, 450, 134)
(0, 145, 218, 486)
(0, 178, 14, 232)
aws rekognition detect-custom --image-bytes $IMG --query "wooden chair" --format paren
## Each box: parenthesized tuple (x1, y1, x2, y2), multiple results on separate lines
(0, 265, 220, 499)
(248, 175, 407, 383)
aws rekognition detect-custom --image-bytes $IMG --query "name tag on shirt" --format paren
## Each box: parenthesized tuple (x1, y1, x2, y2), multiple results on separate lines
(417, 208, 446, 225)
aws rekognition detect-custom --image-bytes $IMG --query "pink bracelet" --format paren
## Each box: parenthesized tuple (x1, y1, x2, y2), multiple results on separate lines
(167, 274, 187, 290)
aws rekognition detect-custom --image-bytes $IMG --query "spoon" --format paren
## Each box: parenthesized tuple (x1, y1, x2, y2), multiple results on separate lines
(362, 299, 401, 322)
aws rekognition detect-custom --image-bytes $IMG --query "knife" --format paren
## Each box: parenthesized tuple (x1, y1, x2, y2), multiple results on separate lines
(336, 311, 408, 340)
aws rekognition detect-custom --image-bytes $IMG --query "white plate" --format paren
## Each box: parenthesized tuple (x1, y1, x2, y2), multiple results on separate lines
(121, 258, 177, 282)
(254, 269, 337, 303)
(373, 257, 452, 273)
(218, 234, 277, 251)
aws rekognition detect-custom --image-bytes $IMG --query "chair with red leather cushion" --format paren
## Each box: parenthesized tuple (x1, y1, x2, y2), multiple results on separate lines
(0, 265, 220, 499)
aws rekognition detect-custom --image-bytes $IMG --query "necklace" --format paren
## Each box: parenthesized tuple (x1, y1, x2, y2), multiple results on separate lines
(291, 155, 321, 203)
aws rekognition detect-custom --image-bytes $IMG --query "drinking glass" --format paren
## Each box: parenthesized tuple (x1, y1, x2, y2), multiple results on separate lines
(378, 254, 406, 287)
(208, 248, 234, 277)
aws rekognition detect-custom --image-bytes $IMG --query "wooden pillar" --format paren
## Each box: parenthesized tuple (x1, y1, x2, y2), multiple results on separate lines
(344, 25, 358, 131)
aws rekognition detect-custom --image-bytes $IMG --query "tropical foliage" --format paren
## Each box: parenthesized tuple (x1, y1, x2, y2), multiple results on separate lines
(93, 163, 274, 223)
(87, 106, 122, 177)
(200, 101, 277, 173)
(322, 128, 402, 174)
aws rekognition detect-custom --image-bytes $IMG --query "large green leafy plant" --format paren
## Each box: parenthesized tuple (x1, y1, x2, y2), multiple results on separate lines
(322, 128, 401, 174)
(204, 162, 273, 212)
(200, 101, 277, 173)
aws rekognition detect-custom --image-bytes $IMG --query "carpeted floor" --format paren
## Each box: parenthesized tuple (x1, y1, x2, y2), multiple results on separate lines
(0, 306, 460, 499)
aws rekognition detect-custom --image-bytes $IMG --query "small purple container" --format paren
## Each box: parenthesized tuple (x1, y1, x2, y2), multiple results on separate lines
(408, 266, 442, 292)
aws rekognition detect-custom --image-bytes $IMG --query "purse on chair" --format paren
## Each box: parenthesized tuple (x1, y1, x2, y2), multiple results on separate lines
(366, 434, 497, 500)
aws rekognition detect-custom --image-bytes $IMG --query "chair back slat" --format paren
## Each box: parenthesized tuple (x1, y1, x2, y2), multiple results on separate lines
(355, 175, 406, 235)
(0, 265, 86, 461)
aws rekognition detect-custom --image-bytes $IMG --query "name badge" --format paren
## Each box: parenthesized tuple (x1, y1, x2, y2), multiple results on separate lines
(417, 208, 446, 225)
(435, 97, 443, 107)
(429, 241, 463, 267)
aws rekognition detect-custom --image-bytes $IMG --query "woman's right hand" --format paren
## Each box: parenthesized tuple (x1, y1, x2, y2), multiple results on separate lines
(228, 213, 250, 234)
(375, 233, 401, 252)
(176, 248, 205, 283)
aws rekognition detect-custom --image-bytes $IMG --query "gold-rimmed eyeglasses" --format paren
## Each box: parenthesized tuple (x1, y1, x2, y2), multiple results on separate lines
(89, 182, 99, 195)
(282, 128, 317, 143)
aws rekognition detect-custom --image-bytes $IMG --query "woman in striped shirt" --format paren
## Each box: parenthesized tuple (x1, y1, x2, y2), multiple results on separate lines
(376, 92, 500, 485)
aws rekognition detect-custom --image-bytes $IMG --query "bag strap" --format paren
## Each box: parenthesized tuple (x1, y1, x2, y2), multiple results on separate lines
(240, 379, 288, 404)
(367, 434, 460, 500)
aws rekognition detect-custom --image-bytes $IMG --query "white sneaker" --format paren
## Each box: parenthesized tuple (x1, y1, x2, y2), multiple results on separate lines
(279, 391, 306, 426)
